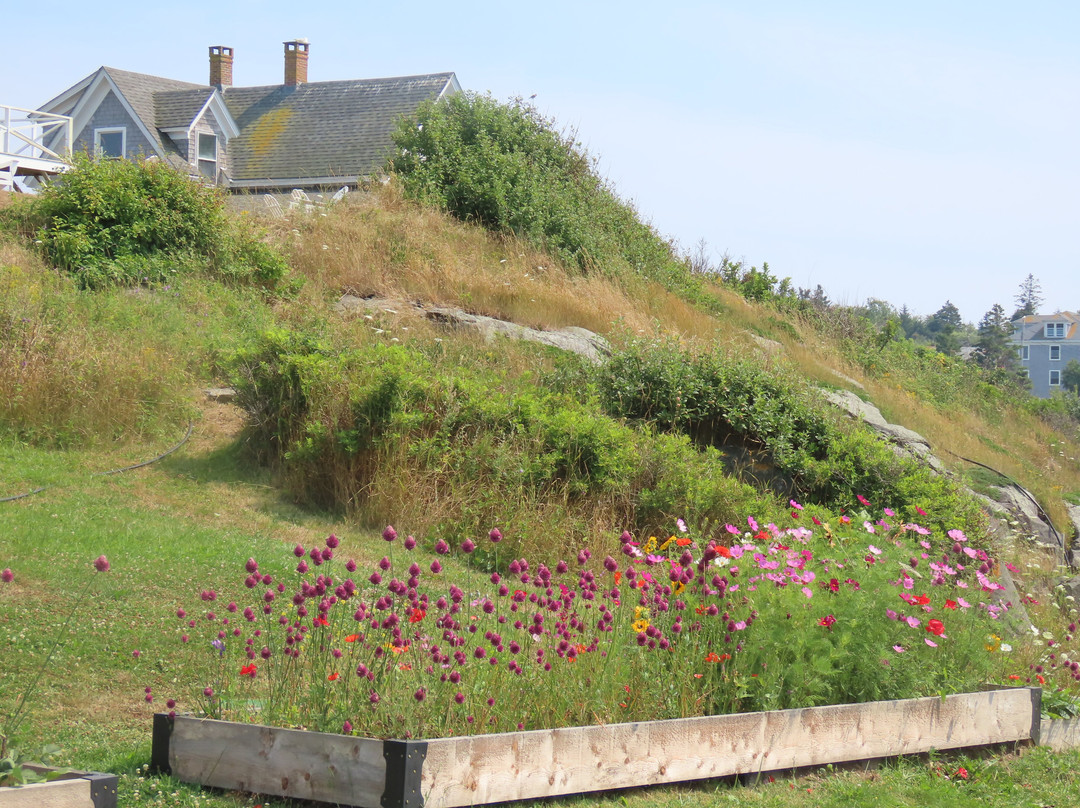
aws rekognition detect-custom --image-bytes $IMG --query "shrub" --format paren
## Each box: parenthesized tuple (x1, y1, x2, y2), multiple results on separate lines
(389, 93, 706, 302)
(11, 155, 289, 290)
(595, 337, 983, 534)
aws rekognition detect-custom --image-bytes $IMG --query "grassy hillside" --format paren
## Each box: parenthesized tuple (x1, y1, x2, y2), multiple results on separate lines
(2, 119, 1080, 805)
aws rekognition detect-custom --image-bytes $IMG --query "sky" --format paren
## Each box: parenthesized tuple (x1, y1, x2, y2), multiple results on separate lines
(3, 1, 1077, 322)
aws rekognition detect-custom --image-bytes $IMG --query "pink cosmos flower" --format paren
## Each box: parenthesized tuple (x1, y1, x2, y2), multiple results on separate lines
(924, 638, 938, 647)
(802, 587, 813, 599)
(893, 645, 906, 653)
(905, 616, 921, 628)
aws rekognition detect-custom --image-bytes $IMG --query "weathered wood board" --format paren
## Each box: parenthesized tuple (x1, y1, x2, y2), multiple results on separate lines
(1041, 716, 1080, 752)
(0, 778, 91, 808)
(421, 688, 1039, 807)
(156, 687, 1040, 808)
(163, 715, 387, 806)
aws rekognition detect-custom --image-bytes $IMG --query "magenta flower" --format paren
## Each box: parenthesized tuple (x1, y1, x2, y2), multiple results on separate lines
(93, 555, 110, 573)
(461, 539, 475, 553)
(343, 720, 353, 734)
(489, 528, 503, 543)
(1, 568, 13, 583)
(326, 534, 340, 549)
(382, 525, 397, 542)
(245, 558, 258, 573)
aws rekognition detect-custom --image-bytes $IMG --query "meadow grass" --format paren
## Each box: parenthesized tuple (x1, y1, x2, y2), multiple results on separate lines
(4, 176, 1080, 804)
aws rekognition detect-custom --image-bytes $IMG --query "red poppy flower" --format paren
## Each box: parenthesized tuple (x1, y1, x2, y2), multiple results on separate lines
(313, 616, 329, 627)
(926, 619, 945, 636)
(239, 664, 257, 678)
(716, 545, 732, 558)
(944, 600, 958, 610)
(409, 608, 426, 623)
(327, 672, 340, 681)
(614, 571, 622, 585)
(914, 594, 930, 605)
(704, 652, 721, 663)
(676, 538, 692, 546)
(344, 634, 360, 643)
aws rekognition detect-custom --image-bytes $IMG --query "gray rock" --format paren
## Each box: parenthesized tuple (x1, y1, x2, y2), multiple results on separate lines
(205, 387, 237, 403)
(823, 389, 944, 472)
(335, 295, 610, 364)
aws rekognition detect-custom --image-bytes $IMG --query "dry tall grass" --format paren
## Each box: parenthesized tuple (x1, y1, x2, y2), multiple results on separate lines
(0, 240, 193, 446)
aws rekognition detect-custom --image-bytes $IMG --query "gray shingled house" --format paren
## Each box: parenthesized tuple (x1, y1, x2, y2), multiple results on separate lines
(36, 41, 460, 192)
(1011, 311, 1080, 397)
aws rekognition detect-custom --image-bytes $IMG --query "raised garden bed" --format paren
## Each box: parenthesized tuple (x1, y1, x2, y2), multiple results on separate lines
(152, 687, 1041, 808)
(0, 767, 118, 808)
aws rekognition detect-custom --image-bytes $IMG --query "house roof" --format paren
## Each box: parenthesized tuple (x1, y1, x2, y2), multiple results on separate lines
(103, 68, 207, 160)
(220, 73, 457, 185)
(40, 63, 459, 189)
(1012, 311, 1080, 341)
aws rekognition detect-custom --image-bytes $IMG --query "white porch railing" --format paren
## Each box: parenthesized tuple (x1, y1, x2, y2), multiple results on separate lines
(0, 104, 73, 191)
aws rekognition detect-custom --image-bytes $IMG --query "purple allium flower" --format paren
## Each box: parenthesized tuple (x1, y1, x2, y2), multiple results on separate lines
(166, 698, 176, 709)
(462, 539, 475, 553)
(132, 649, 141, 658)
(414, 688, 426, 702)
(296, 560, 309, 574)
(326, 534, 340, 549)
(454, 692, 465, 704)
(369, 691, 380, 705)
(1, 568, 13, 583)
(603, 556, 618, 572)
(342, 720, 353, 734)
(369, 572, 382, 585)
(489, 528, 503, 543)
(176, 608, 186, 619)
(204, 686, 214, 698)
(430, 560, 442, 574)
(404, 535, 417, 550)
(245, 558, 259, 573)
(93, 555, 110, 573)
(382, 526, 397, 542)
(294, 544, 305, 557)
(379, 556, 392, 571)
(181, 635, 189, 643)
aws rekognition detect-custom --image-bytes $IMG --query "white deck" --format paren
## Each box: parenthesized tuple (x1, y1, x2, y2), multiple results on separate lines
(1, 104, 72, 191)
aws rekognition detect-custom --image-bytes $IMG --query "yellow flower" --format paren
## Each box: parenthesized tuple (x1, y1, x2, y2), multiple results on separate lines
(644, 537, 658, 553)
(632, 619, 650, 633)
(659, 536, 675, 551)
(985, 634, 1001, 652)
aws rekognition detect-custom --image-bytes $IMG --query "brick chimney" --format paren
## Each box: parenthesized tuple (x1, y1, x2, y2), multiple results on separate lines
(284, 39, 309, 86)
(209, 45, 234, 88)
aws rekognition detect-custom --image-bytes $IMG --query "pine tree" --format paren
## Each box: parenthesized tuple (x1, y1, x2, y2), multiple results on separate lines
(975, 303, 1016, 370)
(1013, 274, 1043, 319)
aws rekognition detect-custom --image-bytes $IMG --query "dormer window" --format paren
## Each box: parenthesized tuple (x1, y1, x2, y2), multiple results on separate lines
(1046, 322, 1065, 338)
(197, 133, 218, 180)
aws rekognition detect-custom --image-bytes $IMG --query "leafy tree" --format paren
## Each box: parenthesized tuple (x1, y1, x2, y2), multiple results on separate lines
(1064, 359, 1080, 395)
(974, 303, 1016, 370)
(1013, 274, 1043, 319)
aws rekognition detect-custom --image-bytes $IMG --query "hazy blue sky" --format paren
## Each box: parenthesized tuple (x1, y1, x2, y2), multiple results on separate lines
(5, 2, 1077, 321)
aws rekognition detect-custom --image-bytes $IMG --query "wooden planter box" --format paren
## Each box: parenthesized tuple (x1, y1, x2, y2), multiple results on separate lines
(152, 687, 1041, 808)
(0, 768, 118, 808)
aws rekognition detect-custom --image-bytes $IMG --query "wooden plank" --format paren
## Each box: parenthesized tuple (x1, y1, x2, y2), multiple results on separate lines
(0, 777, 92, 807)
(1041, 717, 1080, 752)
(420, 689, 1037, 808)
(166, 716, 387, 807)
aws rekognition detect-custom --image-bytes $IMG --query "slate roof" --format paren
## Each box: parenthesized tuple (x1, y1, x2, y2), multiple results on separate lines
(220, 73, 456, 183)
(155, 88, 216, 130)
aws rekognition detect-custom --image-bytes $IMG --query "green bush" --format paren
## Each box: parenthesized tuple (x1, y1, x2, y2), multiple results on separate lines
(390, 93, 705, 301)
(12, 155, 289, 290)
(229, 329, 768, 553)
(595, 337, 983, 533)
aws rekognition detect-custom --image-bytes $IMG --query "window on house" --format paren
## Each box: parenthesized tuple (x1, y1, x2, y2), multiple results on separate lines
(197, 133, 218, 180)
(1050, 345, 1061, 361)
(1046, 323, 1065, 338)
(1019, 345, 1030, 361)
(1050, 370, 1061, 386)
(94, 127, 126, 158)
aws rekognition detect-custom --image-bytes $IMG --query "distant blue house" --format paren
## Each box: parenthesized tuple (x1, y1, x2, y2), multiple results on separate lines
(1012, 312, 1080, 397)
